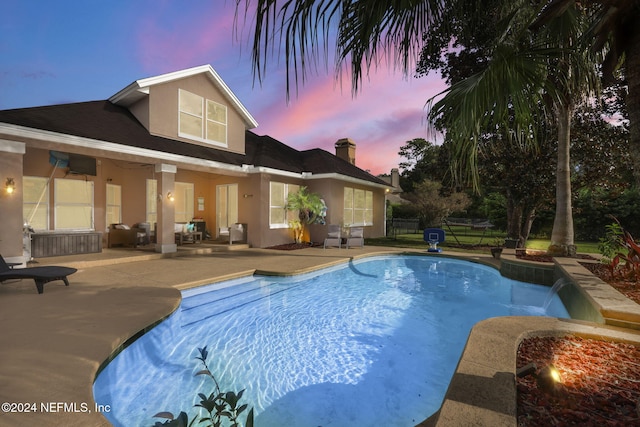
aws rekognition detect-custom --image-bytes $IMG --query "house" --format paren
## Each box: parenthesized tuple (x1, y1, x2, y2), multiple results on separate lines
(0, 65, 391, 263)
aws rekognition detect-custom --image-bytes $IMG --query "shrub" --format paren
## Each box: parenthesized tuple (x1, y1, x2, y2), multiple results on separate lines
(599, 216, 640, 281)
(151, 346, 253, 427)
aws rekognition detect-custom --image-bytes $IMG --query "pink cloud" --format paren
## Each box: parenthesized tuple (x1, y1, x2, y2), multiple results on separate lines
(134, 3, 238, 73)
(252, 70, 447, 175)
(132, 3, 448, 176)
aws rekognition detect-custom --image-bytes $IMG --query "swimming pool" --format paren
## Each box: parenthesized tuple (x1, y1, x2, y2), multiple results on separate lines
(93, 255, 569, 426)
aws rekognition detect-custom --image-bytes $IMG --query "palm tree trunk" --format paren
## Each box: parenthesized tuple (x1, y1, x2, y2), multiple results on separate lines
(627, 26, 640, 187)
(506, 191, 524, 247)
(549, 103, 576, 256)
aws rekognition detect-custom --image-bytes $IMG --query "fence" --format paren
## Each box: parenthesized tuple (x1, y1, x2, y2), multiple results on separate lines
(387, 218, 420, 237)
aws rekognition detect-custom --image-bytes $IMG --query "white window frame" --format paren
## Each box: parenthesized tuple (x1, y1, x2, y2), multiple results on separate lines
(178, 89, 228, 147)
(344, 187, 373, 227)
(269, 182, 299, 228)
(23, 176, 49, 231)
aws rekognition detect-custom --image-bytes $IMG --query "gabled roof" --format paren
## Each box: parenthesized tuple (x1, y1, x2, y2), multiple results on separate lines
(0, 101, 389, 187)
(109, 64, 259, 129)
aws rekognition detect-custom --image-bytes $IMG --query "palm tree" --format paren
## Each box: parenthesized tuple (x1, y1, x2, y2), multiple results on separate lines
(427, 3, 601, 255)
(234, 0, 443, 98)
(286, 186, 324, 243)
(533, 0, 640, 186)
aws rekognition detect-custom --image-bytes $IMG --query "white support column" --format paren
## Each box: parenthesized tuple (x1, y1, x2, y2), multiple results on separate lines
(155, 163, 177, 254)
(0, 140, 26, 263)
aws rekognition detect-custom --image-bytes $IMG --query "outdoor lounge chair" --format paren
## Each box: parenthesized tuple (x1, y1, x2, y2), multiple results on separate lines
(346, 227, 365, 248)
(108, 223, 147, 248)
(324, 224, 342, 249)
(0, 255, 77, 294)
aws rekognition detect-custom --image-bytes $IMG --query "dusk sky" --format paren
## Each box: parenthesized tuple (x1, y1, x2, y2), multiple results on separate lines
(0, 1, 447, 175)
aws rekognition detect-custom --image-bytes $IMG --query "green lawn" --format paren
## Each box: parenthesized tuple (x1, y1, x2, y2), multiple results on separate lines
(368, 226, 601, 255)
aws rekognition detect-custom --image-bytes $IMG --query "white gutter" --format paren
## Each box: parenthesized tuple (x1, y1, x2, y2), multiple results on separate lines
(0, 123, 248, 175)
(1, 123, 392, 190)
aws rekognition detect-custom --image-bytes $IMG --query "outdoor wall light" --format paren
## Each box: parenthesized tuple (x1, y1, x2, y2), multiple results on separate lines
(167, 192, 175, 202)
(5, 177, 15, 194)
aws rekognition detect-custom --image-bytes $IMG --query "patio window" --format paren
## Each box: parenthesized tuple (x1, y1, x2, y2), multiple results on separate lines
(217, 184, 238, 231)
(54, 178, 94, 230)
(106, 183, 121, 227)
(23, 176, 49, 231)
(269, 182, 299, 228)
(178, 89, 227, 146)
(343, 187, 373, 227)
(174, 181, 194, 223)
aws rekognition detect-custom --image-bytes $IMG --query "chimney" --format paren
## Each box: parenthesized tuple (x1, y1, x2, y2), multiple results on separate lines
(391, 168, 400, 189)
(335, 138, 356, 165)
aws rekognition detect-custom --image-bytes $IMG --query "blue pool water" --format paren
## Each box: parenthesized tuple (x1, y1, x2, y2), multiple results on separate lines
(94, 255, 569, 426)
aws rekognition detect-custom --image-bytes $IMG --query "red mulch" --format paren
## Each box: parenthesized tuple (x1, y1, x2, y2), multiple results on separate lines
(516, 251, 597, 263)
(581, 262, 640, 306)
(517, 336, 640, 426)
(517, 256, 640, 425)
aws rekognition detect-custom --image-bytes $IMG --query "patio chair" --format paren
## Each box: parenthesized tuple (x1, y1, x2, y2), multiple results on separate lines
(219, 223, 246, 245)
(0, 255, 77, 294)
(346, 227, 364, 249)
(324, 224, 342, 249)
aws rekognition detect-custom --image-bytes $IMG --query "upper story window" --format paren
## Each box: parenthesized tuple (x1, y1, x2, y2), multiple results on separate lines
(178, 89, 227, 146)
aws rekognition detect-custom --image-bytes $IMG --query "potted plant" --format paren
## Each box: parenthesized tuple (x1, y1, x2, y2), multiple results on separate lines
(285, 186, 324, 244)
(491, 238, 505, 259)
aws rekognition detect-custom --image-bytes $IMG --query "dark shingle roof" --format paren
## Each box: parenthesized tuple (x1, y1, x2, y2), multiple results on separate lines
(0, 101, 388, 185)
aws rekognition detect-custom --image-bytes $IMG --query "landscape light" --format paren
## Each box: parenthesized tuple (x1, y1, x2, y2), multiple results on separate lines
(516, 362, 563, 395)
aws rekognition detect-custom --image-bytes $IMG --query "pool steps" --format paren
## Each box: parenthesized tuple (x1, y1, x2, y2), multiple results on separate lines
(180, 279, 293, 326)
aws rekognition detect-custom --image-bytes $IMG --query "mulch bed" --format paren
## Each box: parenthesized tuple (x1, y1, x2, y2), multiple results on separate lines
(517, 253, 640, 425)
(516, 251, 597, 263)
(517, 336, 640, 426)
(581, 262, 640, 305)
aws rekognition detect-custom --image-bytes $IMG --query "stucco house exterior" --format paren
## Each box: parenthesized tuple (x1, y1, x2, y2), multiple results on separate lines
(0, 65, 390, 264)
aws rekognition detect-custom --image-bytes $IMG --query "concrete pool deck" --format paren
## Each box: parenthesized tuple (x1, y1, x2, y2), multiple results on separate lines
(0, 245, 639, 426)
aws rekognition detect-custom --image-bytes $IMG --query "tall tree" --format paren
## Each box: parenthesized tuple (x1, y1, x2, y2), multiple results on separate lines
(427, 2, 601, 255)
(534, 0, 640, 186)
(478, 129, 556, 245)
(397, 138, 449, 191)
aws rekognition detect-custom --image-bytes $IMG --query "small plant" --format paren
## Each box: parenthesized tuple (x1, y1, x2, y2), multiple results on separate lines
(599, 216, 640, 280)
(492, 237, 505, 248)
(285, 186, 325, 243)
(151, 346, 253, 427)
(598, 221, 624, 264)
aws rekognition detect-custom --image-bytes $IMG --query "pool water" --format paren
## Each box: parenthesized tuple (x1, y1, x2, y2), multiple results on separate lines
(94, 255, 569, 426)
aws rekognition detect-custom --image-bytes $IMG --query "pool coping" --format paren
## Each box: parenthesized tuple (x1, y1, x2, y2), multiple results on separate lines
(426, 250, 640, 426)
(1, 246, 639, 426)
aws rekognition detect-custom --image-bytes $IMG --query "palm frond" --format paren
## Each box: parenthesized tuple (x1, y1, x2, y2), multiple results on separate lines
(236, 0, 442, 98)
